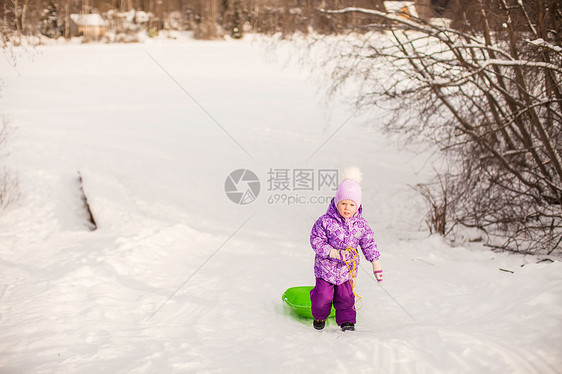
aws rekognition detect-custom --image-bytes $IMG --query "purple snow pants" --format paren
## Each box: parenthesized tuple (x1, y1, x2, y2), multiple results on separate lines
(310, 277, 356, 326)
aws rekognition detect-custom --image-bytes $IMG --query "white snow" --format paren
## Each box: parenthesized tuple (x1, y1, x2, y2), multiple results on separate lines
(70, 14, 108, 27)
(0, 35, 560, 373)
(526, 38, 562, 53)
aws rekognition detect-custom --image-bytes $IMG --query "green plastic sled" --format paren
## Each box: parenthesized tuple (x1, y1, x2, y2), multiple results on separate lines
(282, 286, 335, 319)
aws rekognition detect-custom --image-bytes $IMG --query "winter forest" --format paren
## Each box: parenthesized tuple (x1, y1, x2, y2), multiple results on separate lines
(5, 0, 393, 41)
(0, 0, 561, 373)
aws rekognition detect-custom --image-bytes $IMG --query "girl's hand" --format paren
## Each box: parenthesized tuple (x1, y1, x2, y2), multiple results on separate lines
(329, 248, 352, 261)
(372, 260, 383, 282)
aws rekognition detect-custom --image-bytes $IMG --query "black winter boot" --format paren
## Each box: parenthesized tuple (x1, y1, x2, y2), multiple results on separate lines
(313, 319, 326, 330)
(341, 322, 355, 331)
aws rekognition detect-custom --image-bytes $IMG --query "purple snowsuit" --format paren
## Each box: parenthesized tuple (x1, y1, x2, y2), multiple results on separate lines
(310, 198, 380, 325)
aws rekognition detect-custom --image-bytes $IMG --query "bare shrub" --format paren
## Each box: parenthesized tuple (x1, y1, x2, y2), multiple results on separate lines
(412, 172, 451, 236)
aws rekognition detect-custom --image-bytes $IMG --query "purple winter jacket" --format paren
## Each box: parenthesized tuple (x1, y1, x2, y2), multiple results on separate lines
(310, 198, 380, 285)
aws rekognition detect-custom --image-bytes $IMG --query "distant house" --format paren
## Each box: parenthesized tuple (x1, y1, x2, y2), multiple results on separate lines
(385, 0, 455, 27)
(69, 14, 107, 40)
(384, 1, 418, 20)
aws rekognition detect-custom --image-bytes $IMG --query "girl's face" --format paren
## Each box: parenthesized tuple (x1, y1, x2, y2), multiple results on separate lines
(337, 199, 358, 219)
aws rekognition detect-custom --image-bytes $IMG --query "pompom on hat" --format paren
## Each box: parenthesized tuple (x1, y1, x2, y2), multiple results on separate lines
(335, 167, 363, 207)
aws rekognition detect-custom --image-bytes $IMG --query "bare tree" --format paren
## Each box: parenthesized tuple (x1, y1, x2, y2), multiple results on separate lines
(323, 1, 561, 254)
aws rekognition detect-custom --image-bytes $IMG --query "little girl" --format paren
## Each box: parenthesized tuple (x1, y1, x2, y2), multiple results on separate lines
(310, 167, 382, 331)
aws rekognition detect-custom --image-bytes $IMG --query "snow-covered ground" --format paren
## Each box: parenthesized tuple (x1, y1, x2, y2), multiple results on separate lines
(0, 35, 560, 373)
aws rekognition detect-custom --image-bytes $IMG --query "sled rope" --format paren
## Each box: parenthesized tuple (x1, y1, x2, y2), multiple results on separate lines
(344, 247, 362, 311)
(358, 264, 417, 322)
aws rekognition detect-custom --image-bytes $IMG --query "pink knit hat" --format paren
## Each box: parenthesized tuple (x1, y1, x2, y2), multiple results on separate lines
(335, 167, 362, 207)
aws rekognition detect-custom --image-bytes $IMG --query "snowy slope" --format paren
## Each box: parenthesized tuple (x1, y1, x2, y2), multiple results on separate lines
(0, 36, 560, 374)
